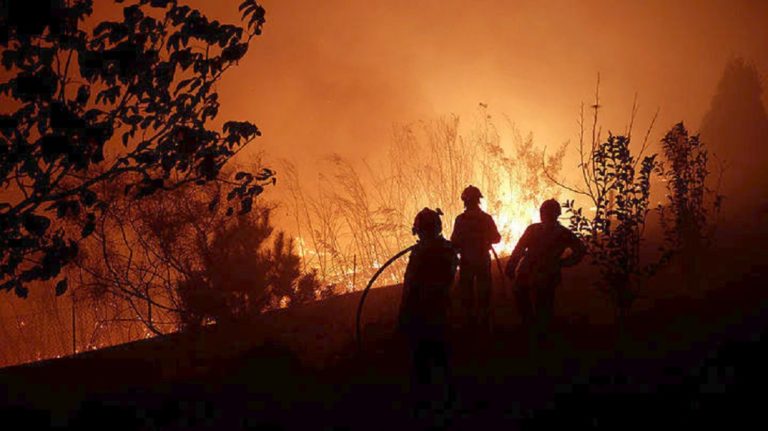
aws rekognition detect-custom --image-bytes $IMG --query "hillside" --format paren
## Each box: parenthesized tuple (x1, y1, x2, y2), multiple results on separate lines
(1, 229, 767, 429)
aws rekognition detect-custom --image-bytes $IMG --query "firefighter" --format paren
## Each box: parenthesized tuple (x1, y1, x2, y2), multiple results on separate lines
(505, 199, 586, 337)
(450, 185, 502, 331)
(398, 207, 458, 386)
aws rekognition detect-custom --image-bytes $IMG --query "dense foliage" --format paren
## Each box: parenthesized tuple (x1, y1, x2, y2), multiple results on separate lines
(0, 0, 273, 297)
(657, 122, 723, 289)
(564, 134, 660, 315)
(73, 179, 320, 334)
(659, 123, 719, 250)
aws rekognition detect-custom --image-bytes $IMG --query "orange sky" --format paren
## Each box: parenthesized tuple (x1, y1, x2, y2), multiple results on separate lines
(3, 0, 768, 205)
(190, 0, 768, 173)
(2, 0, 766, 209)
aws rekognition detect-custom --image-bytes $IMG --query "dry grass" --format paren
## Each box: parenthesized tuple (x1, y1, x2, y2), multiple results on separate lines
(280, 107, 565, 296)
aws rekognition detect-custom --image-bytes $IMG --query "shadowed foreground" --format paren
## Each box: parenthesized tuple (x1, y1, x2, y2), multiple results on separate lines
(1, 232, 767, 430)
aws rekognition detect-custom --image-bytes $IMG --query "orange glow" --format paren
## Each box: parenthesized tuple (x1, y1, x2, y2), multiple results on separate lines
(2, 0, 768, 368)
(487, 198, 541, 256)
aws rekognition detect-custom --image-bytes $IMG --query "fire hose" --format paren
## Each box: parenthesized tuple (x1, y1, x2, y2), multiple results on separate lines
(355, 245, 415, 351)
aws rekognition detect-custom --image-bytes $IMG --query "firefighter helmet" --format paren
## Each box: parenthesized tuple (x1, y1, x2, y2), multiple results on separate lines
(460, 185, 483, 203)
(540, 198, 562, 221)
(412, 207, 443, 236)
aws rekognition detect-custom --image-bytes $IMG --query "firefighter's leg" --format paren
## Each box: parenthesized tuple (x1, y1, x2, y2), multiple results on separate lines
(535, 282, 557, 338)
(433, 339, 449, 381)
(457, 265, 476, 326)
(475, 260, 492, 331)
(411, 331, 451, 416)
(411, 336, 431, 386)
(423, 339, 447, 384)
(513, 282, 537, 352)
(514, 282, 533, 328)
(434, 324, 450, 373)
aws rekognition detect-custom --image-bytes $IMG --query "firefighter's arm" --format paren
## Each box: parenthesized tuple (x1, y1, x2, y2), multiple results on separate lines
(402, 253, 418, 290)
(451, 249, 459, 277)
(488, 215, 502, 244)
(560, 231, 586, 267)
(505, 226, 531, 278)
(449, 216, 462, 250)
(399, 257, 417, 325)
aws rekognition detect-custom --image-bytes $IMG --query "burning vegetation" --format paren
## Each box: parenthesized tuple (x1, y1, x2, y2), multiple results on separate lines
(280, 107, 565, 296)
(0, 1, 763, 373)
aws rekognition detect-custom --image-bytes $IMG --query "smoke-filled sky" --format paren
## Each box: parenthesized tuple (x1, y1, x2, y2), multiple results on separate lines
(192, 0, 768, 170)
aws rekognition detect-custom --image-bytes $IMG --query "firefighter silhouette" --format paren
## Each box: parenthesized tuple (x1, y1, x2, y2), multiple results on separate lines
(505, 199, 586, 336)
(398, 207, 458, 386)
(450, 185, 501, 331)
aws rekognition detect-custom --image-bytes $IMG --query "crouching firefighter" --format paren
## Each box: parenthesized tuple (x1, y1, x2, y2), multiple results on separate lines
(398, 208, 459, 386)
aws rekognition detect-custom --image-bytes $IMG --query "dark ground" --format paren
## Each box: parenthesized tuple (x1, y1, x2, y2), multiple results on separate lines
(1, 230, 767, 430)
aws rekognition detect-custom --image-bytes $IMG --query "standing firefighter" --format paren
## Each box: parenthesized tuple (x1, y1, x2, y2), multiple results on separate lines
(450, 185, 502, 331)
(398, 208, 458, 386)
(505, 199, 586, 337)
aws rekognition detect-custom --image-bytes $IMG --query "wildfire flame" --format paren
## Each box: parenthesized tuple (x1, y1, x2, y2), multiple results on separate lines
(492, 208, 539, 256)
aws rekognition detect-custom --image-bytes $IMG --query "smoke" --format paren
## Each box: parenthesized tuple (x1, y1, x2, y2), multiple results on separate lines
(700, 57, 768, 218)
(170, 1, 765, 214)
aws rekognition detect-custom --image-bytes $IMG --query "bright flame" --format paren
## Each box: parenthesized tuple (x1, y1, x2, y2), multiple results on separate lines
(484, 189, 541, 256)
(294, 186, 549, 292)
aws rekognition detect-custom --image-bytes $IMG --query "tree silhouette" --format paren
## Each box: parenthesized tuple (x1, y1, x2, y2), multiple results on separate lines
(563, 135, 660, 321)
(72, 178, 320, 334)
(699, 57, 768, 214)
(0, 0, 273, 298)
(546, 77, 669, 323)
(201, 207, 274, 318)
(659, 123, 714, 246)
(658, 122, 722, 289)
(178, 207, 320, 329)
